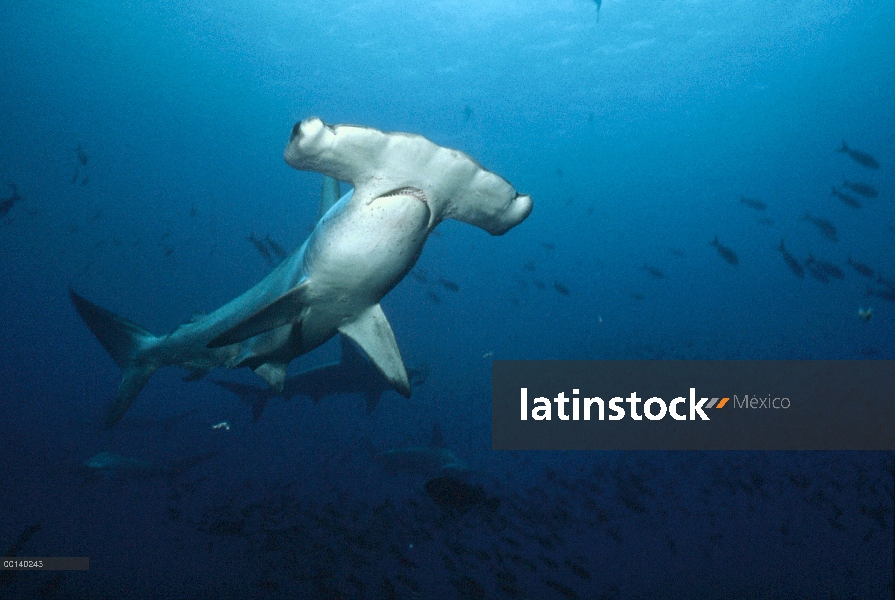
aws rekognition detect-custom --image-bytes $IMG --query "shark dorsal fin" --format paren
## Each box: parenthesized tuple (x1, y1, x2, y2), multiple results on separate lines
(429, 423, 444, 449)
(319, 176, 341, 220)
(338, 304, 410, 397)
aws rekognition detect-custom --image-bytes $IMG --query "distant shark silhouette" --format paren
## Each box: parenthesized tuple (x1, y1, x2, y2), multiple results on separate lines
(376, 423, 468, 478)
(70, 117, 531, 428)
(211, 334, 428, 421)
(80, 450, 216, 481)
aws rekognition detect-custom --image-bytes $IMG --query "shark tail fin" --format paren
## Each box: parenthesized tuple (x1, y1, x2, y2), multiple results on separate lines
(69, 288, 160, 428)
(838, 141, 848, 153)
(107, 366, 158, 429)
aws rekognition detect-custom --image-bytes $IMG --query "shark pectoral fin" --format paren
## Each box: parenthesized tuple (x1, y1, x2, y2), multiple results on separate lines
(338, 333, 369, 368)
(338, 304, 410, 398)
(254, 362, 287, 392)
(106, 365, 157, 429)
(207, 281, 310, 349)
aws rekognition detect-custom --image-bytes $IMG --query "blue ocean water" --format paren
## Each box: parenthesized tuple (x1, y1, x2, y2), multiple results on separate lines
(0, 0, 893, 598)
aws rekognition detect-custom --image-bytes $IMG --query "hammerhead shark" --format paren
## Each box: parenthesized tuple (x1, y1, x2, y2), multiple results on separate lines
(80, 450, 217, 481)
(376, 423, 468, 478)
(211, 334, 428, 421)
(70, 117, 532, 428)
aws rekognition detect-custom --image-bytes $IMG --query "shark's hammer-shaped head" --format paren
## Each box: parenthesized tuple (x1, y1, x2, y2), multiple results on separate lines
(284, 117, 533, 234)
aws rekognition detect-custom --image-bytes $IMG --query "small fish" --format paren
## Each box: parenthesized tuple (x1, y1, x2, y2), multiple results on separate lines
(803, 213, 838, 242)
(427, 290, 442, 304)
(189, 205, 197, 217)
(668, 248, 685, 257)
(777, 240, 804, 278)
(631, 293, 644, 300)
(805, 255, 844, 279)
(75, 144, 89, 166)
(867, 287, 895, 303)
(842, 180, 878, 198)
(410, 269, 428, 283)
(566, 559, 591, 580)
(246, 232, 274, 265)
(545, 579, 579, 600)
(533, 280, 546, 290)
(877, 274, 895, 291)
(463, 105, 473, 122)
(846, 257, 874, 279)
(4, 522, 42, 557)
(805, 264, 830, 283)
(593, 0, 602, 22)
(641, 264, 664, 279)
(0, 183, 22, 217)
(710, 236, 739, 266)
(80, 176, 88, 186)
(837, 141, 879, 169)
(542, 242, 556, 251)
(71, 167, 79, 184)
(858, 307, 872, 322)
(38, 572, 64, 596)
(523, 260, 536, 272)
(553, 281, 570, 295)
(830, 187, 861, 209)
(739, 197, 767, 211)
(758, 217, 774, 226)
(265, 234, 289, 260)
(439, 278, 460, 292)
